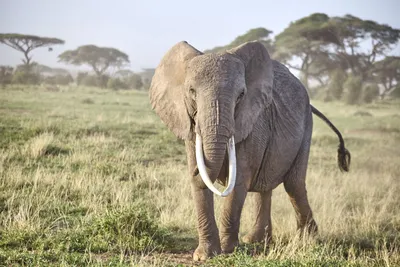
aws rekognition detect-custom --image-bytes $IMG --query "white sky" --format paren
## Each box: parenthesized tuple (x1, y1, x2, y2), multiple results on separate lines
(1, 0, 399, 72)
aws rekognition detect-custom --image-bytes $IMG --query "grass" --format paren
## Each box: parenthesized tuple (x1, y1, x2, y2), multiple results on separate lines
(0, 84, 399, 266)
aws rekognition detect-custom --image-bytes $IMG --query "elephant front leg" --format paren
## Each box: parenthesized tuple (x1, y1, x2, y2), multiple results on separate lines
(242, 190, 273, 244)
(219, 182, 247, 254)
(191, 184, 221, 261)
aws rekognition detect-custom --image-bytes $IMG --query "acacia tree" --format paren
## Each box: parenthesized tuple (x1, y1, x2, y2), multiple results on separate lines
(205, 27, 274, 54)
(371, 56, 400, 98)
(274, 13, 343, 89)
(329, 15, 400, 80)
(58, 45, 129, 77)
(0, 33, 65, 67)
(274, 13, 400, 93)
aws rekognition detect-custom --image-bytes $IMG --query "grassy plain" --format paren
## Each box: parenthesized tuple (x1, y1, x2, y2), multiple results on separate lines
(0, 85, 399, 266)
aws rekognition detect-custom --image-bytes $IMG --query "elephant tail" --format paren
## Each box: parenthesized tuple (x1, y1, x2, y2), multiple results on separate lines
(311, 105, 351, 172)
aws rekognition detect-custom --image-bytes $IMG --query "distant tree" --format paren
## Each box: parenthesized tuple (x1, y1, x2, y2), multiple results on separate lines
(343, 74, 363, 105)
(115, 69, 134, 77)
(328, 68, 347, 100)
(139, 68, 155, 90)
(58, 45, 129, 87)
(329, 15, 400, 80)
(205, 27, 274, 54)
(362, 84, 380, 103)
(0, 33, 64, 67)
(274, 13, 340, 89)
(370, 56, 400, 98)
(274, 13, 400, 91)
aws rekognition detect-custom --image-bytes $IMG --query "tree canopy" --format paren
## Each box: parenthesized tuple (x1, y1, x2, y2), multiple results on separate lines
(371, 56, 400, 97)
(205, 27, 274, 54)
(273, 13, 400, 93)
(58, 45, 130, 77)
(0, 33, 65, 66)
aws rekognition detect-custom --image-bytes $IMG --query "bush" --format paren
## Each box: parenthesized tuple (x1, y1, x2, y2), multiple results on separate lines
(390, 85, 400, 99)
(107, 77, 128, 90)
(328, 69, 347, 100)
(77, 73, 109, 88)
(0, 66, 13, 86)
(43, 74, 74, 86)
(362, 83, 379, 103)
(311, 86, 333, 102)
(343, 74, 362, 105)
(80, 75, 98, 87)
(12, 71, 41, 85)
(126, 73, 143, 89)
(76, 72, 88, 86)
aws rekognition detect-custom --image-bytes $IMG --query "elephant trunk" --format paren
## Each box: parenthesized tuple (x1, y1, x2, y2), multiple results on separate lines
(195, 97, 236, 197)
(201, 131, 229, 182)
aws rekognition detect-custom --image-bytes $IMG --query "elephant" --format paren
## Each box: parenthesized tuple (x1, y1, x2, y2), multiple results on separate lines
(149, 40, 351, 261)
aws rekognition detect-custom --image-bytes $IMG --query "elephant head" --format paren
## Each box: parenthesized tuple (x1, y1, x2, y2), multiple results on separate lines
(149, 41, 274, 196)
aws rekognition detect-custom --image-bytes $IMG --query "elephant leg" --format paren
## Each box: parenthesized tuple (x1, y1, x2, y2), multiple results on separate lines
(242, 190, 273, 244)
(191, 184, 222, 261)
(219, 182, 248, 253)
(283, 141, 318, 236)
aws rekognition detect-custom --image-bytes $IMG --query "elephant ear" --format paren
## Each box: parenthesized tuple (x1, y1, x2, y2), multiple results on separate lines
(227, 41, 274, 143)
(149, 41, 202, 139)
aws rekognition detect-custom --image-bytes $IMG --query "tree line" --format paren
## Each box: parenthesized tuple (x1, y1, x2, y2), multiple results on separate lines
(207, 13, 400, 103)
(1, 13, 399, 103)
(0, 34, 151, 90)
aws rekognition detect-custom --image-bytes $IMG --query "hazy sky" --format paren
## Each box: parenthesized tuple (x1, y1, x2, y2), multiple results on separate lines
(1, 0, 399, 72)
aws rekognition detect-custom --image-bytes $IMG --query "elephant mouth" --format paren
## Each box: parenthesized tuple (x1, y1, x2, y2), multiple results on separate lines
(195, 133, 237, 197)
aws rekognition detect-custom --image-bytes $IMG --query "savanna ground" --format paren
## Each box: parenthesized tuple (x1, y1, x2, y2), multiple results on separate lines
(0, 85, 399, 266)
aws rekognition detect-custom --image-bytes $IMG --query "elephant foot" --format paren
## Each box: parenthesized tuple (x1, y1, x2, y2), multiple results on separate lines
(298, 219, 318, 237)
(242, 228, 272, 244)
(193, 241, 221, 261)
(220, 234, 239, 254)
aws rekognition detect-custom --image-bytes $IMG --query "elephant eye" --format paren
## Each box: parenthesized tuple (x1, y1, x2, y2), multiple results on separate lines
(189, 88, 196, 100)
(237, 91, 245, 103)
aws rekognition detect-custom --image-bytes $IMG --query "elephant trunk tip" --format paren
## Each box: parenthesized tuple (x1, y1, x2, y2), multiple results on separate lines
(337, 143, 351, 172)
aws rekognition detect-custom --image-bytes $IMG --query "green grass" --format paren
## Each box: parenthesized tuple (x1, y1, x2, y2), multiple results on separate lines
(0, 85, 399, 266)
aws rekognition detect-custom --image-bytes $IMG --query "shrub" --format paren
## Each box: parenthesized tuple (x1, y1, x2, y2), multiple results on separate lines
(43, 74, 74, 86)
(12, 71, 41, 85)
(80, 75, 98, 87)
(390, 85, 400, 99)
(76, 72, 88, 86)
(343, 74, 362, 105)
(0, 66, 14, 85)
(107, 77, 128, 90)
(362, 83, 379, 103)
(63, 207, 171, 254)
(126, 73, 143, 89)
(328, 69, 347, 100)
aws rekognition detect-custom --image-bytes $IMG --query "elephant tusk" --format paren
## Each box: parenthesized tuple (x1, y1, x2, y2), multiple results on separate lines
(195, 133, 237, 197)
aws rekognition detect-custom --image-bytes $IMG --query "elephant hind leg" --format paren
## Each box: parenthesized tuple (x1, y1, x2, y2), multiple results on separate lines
(242, 190, 273, 245)
(283, 141, 318, 236)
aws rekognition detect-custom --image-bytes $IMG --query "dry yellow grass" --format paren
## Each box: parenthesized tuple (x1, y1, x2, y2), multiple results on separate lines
(0, 85, 399, 266)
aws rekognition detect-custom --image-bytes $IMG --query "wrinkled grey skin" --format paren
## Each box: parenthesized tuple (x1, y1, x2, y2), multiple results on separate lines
(149, 41, 350, 261)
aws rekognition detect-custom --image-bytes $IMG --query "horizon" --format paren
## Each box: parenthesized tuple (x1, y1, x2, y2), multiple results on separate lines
(1, 0, 400, 73)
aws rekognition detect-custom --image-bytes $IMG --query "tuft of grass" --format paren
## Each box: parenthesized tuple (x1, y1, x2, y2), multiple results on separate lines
(0, 206, 172, 265)
(82, 97, 95, 104)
